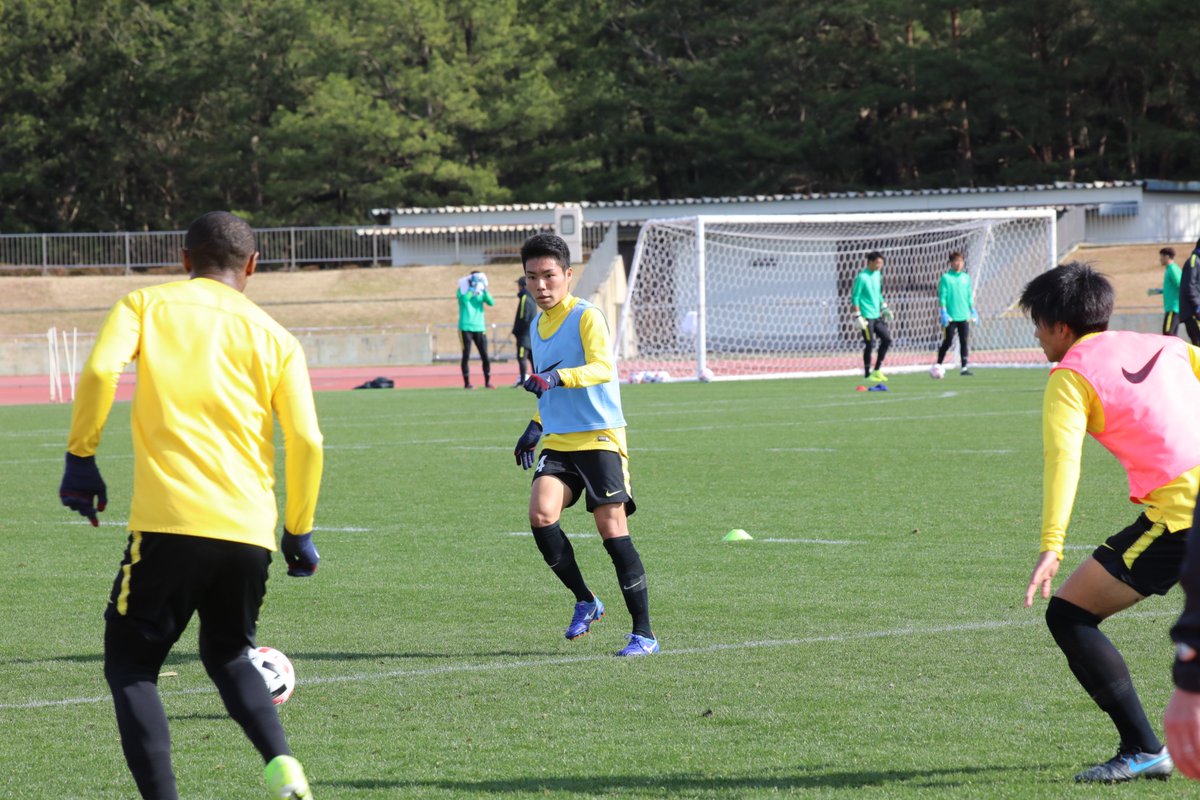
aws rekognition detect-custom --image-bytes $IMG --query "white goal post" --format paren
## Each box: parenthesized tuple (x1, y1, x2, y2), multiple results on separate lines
(614, 210, 1058, 381)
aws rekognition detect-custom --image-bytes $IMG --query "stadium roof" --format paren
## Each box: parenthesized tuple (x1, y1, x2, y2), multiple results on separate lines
(371, 180, 1148, 220)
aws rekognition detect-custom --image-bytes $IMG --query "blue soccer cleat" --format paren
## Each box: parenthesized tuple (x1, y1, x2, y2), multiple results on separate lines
(615, 633, 659, 657)
(565, 595, 605, 640)
(1074, 747, 1173, 783)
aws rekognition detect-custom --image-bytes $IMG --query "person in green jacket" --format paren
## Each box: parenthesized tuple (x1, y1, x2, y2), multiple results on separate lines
(935, 251, 979, 376)
(1147, 247, 1182, 338)
(850, 251, 893, 382)
(457, 270, 495, 389)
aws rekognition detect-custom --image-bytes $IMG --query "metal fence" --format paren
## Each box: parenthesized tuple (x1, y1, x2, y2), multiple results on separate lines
(0, 224, 612, 274)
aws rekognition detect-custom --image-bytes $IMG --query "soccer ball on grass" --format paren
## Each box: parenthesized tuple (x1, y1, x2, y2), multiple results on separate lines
(929, 364, 945, 380)
(249, 646, 296, 705)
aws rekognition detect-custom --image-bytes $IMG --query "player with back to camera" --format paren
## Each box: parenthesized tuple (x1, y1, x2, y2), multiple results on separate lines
(934, 250, 979, 376)
(58, 212, 323, 800)
(850, 251, 893, 382)
(512, 232, 658, 656)
(1019, 261, 1200, 783)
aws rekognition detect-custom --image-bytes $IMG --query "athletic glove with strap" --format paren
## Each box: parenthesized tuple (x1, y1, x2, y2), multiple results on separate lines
(939, 308, 951, 326)
(281, 530, 319, 577)
(970, 308, 980, 324)
(515, 420, 543, 469)
(59, 453, 107, 527)
(881, 305, 894, 321)
(523, 370, 561, 398)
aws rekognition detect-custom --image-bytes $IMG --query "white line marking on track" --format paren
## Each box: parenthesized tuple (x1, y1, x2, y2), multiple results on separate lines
(2, 610, 1174, 711)
(766, 448, 836, 453)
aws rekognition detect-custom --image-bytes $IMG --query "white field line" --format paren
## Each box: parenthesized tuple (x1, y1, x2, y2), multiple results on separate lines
(755, 538, 855, 544)
(507, 531, 594, 539)
(0, 609, 1175, 711)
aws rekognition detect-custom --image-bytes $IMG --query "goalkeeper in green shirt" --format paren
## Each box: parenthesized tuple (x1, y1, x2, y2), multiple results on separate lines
(850, 251, 892, 382)
(935, 251, 979, 376)
(1147, 247, 1182, 338)
(457, 270, 495, 389)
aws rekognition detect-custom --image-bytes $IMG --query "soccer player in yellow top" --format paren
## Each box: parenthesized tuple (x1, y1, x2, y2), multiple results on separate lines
(58, 212, 323, 800)
(1019, 261, 1200, 784)
(513, 233, 658, 656)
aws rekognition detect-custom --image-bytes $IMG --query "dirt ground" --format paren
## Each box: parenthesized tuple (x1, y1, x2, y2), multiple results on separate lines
(0, 243, 1182, 337)
(0, 262, 528, 336)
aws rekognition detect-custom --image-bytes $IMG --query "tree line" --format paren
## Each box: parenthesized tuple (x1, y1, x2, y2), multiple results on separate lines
(0, 0, 1196, 233)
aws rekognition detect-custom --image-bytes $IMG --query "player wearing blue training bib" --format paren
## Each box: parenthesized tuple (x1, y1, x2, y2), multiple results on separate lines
(512, 233, 658, 657)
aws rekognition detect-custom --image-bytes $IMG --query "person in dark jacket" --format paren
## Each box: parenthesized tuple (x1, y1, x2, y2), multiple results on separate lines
(511, 275, 536, 386)
(1166, 497, 1200, 779)
(1177, 237, 1200, 346)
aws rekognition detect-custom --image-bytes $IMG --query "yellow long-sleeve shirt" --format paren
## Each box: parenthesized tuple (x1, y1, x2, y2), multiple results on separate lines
(532, 294, 627, 456)
(67, 277, 323, 551)
(1040, 335, 1200, 555)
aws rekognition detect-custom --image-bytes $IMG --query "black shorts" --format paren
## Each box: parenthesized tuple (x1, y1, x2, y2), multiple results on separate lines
(514, 335, 531, 355)
(535, 448, 636, 516)
(104, 531, 271, 650)
(1092, 513, 1188, 596)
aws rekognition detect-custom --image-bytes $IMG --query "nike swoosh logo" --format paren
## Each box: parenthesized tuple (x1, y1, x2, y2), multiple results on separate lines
(1121, 347, 1164, 384)
(1127, 753, 1171, 774)
(536, 360, 563, 373)
(605, 490, 621, 497)
(621, 578, 644, 591)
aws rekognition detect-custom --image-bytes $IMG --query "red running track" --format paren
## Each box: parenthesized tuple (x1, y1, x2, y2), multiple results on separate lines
(0, 362, 527, 407)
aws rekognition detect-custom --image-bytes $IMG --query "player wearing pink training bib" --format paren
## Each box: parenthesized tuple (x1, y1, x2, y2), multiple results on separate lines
(1020, 261, 1200, 784)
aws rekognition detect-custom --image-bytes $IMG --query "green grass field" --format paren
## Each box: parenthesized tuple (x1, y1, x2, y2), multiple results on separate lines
(0, 370, 1188, 798)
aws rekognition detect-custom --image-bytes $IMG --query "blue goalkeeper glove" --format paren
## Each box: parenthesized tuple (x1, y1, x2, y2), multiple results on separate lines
(59, 453, 107, 527)
(281, 530, 319, 577)
(939, 308, 951, 326)
(523, 370, 561, 398)
(970, 308, 980, 323)
(515, 420, 543, 469)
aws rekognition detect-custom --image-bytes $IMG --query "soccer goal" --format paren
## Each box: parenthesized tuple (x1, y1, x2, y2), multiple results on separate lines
(614, 210, 1058, 381)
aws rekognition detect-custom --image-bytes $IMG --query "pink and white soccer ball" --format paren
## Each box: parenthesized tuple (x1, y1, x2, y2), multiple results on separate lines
(249, 646, 296, 705)
(929, 364, 946, 380)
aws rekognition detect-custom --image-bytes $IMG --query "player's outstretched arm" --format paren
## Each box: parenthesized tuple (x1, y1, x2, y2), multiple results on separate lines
(1024, 550, 1061, 608)
(514, 420, 542, 469)
(1165, 684, 1200, 779)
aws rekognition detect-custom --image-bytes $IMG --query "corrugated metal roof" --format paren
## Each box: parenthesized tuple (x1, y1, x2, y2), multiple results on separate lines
(371, 181, 1145, 218)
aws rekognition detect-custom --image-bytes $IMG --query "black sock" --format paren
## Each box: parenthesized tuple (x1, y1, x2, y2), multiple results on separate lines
(201, 642, 290, 763)
(1046, 597, 1162, 753)
(532, 523, 592, 602)
(603, 536, 652, 638)
(104, 621, 179, 800)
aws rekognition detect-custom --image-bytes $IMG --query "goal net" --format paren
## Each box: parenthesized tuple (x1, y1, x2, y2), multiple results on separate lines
(614, 210, 1057, 380)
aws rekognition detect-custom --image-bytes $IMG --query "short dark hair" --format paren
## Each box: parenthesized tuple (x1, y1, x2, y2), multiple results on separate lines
(948, 251, 964, 261)
(865, 251, 884, 263)
(521, 233, 571, 272)
(184, 211, 256, 272)
(1018, 261, 1113, 335)
(1161, 247, 1176, 258)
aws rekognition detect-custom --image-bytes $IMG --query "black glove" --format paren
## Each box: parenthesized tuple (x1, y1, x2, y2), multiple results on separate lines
(59, 453, 107, 527)
(281, 530, 320, 577)
(523, 370, 561, 398)
(514, 420, 542, 470)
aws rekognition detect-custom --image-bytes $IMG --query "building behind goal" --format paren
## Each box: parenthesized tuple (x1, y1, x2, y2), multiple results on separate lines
(614, 210, 1057, 381)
